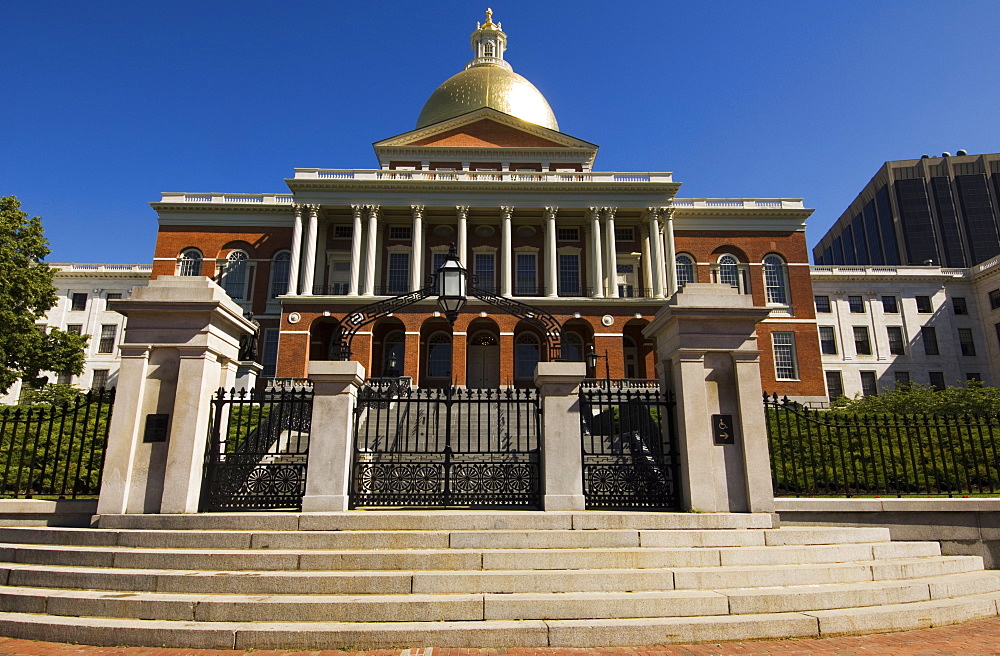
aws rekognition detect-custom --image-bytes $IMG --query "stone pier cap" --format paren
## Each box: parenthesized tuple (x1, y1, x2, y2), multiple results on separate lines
(642, 283, 771, 351)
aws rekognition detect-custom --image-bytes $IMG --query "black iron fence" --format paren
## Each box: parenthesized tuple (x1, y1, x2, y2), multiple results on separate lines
(579, 382, 680, 510)
(765, 393, 1000, 497)
(352, 383, 541, 508)
(201, 387, 312, 511)
(0, 388, 115, 499)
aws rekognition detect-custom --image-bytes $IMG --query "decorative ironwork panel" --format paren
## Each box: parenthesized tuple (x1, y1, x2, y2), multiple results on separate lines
(351, 384, 541, 508)
(201, 387, 312, 511)
(579, 382, 680, 510)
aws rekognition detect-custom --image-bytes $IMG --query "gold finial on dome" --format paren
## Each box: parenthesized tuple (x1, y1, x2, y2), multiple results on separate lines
(415, 9, 559, 131)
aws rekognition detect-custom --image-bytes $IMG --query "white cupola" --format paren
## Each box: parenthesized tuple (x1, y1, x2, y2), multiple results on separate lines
(466, 8, 511, 71)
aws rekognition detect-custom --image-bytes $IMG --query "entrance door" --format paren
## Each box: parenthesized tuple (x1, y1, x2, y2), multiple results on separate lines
(467, 332, 500, 388)
(616, 263, 637, 297)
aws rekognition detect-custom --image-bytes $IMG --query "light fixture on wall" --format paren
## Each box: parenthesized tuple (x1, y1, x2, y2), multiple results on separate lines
(435, 243, 467, 325)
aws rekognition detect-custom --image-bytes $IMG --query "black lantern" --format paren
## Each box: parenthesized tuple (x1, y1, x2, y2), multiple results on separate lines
(436, 243, 467, 325)
(587, 346, 611, 383)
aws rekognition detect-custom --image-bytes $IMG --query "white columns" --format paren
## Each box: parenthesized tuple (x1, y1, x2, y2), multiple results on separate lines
(603, 207, 619, 298)
(545, 206, 558, 297)
(648, 207, 665, 299)
(362, 205, 379, 296)
(456, 206, 469, 267)
(301, 204, 319, 296)
(348, 205, 363, 296)
(410, 205, 424, 291)
(589, 207, 604, 298)
(664, 208, 678, 295)
(640, 224, 655, 296)
(500, 206, 513, 296)
(287, 205, 304, 295)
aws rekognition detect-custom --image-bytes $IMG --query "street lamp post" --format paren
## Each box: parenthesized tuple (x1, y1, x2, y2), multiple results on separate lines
(586, 346, 611, 386)
(435, 244, 467, 325)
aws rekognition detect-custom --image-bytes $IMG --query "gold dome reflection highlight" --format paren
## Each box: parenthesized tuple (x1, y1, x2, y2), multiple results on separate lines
(417, 65, 559, 131)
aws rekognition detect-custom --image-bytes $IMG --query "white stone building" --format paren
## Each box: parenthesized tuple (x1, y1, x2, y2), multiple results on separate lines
(810, 264, 992, 400)
(0, 263, 152, 404)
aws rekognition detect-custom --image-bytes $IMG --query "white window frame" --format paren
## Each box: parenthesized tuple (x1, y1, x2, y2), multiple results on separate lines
(675, 254, 695, 287)
(269, 251, 292, 299)
(762, 254, 789, 306)
(178, 248, 203, 276)
(772, 332, 799, 380)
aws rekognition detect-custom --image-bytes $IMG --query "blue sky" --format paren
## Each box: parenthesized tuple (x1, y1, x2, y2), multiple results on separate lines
(4, 1, 999, 264)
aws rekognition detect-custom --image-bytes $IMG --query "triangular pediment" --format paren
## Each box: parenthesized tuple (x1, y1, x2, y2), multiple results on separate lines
(374, 108, 598, 151)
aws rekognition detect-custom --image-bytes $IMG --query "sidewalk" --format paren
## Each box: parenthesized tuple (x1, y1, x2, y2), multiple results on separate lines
(4, 617, 1000, 656)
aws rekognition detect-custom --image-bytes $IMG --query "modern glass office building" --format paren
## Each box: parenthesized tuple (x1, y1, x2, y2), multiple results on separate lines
(814, 152, 1000, 268)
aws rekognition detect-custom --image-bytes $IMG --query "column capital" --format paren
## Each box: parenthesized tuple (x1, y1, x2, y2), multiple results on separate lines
(456, 205, 469, 217)
(350, 204, 364, 219)
(292, 204, 304, 217)
(601, 207, 616, 220)
(544, 206, 558, 219)
(500, 206, 514, 219)
(411, 205, 425, 218)
(365, 204, 380, 217)
(305, 204, 321, 219)
(663, 207, 676, 222)
(587, 207, 601, 220)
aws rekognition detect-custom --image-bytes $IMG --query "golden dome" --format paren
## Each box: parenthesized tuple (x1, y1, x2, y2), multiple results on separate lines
(416, 65, 559, 131)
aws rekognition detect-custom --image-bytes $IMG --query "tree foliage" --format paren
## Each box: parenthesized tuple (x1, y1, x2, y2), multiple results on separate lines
(831, 379, 1000, 416)
(0, 196, 88, 394)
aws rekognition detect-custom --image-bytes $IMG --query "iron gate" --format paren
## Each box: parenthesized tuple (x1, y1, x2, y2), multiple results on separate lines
(351, 381, 541, 508)
(201, 386, 312, 511)
(579, 380, 680, 510)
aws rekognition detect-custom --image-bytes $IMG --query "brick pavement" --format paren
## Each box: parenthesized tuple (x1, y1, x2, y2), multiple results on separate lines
(3, 618, 1000, 656)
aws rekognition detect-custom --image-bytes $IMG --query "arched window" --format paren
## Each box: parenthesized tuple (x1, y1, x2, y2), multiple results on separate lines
(178, 249, 202, 276)
(675, 254, 695, 287)
(515, 333, 540, 379)
(222, 250, 249, 300)
(484, 41, 495, 57)
(713, 253, 750, 294)
(562, 332, 584, 362)
(426, 332, 452, 379)
(269, 251, 291, 299)
(717, 254, 739, 287)
(763, 255, 789, 305)
(382, 330, 405, 377)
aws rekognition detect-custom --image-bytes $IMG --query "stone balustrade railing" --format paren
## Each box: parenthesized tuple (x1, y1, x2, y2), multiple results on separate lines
(671, 198, 805, 210)
(292, 169, 675, 183)
(50, 263, 153, 273)
(810, 265, 969, 278)
(158, 193, 295, 204)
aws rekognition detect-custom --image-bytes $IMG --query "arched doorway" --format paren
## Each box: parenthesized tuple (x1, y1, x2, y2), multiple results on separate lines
(467, 330, 500, 388)
(372, 318, 406, 378)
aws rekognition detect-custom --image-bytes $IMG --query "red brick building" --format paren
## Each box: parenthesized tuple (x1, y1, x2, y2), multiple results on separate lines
(150, 11, 824, 402)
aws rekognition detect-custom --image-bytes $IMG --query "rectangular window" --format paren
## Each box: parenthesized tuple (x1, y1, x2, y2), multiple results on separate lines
(474, 253, 496, 293)
(515, 253, 537, 295)
(953, 297, 968, 315)
(388, 226, 411, 240)
(557, 227, 580, 241)
(860, 371, 878, 397)
(333, 225, 352, 239)
(818, 326, 837, 355)
(105, 293, 122, 302)
(916, 295, 933, 313)
(771, 332, 798, 380)
(996, 322, 1000, 348)
(261, 329, 279, 378)
(853, 326, 872, 355)
(66, 324, 83, 335)
(922, 326, 939, 355)
(825, 371, 844, 400)
(967, 373, 982, 382)
(887, 326, 905, 355)
(56, 372, 72, 385)
(959, 328, 976, 356)
(895, 371, 911, 388)
(991, 289, 1000, 310)
(881, 295, 899, 313)
(97, 325, 117, 354)
(71, 293, 87, 312)
(386, 252, 410, 294)
(814, 295, 831, 313)
(91, 369, 109, 390)
(614, 226, 635, 242)
(558, 253, 581, 296)
(848, 296, 865, 313)
(929, 371, 946, 391)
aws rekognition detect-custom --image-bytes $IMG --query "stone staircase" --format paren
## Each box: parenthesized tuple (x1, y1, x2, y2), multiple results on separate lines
(0, 511, 999, 649)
